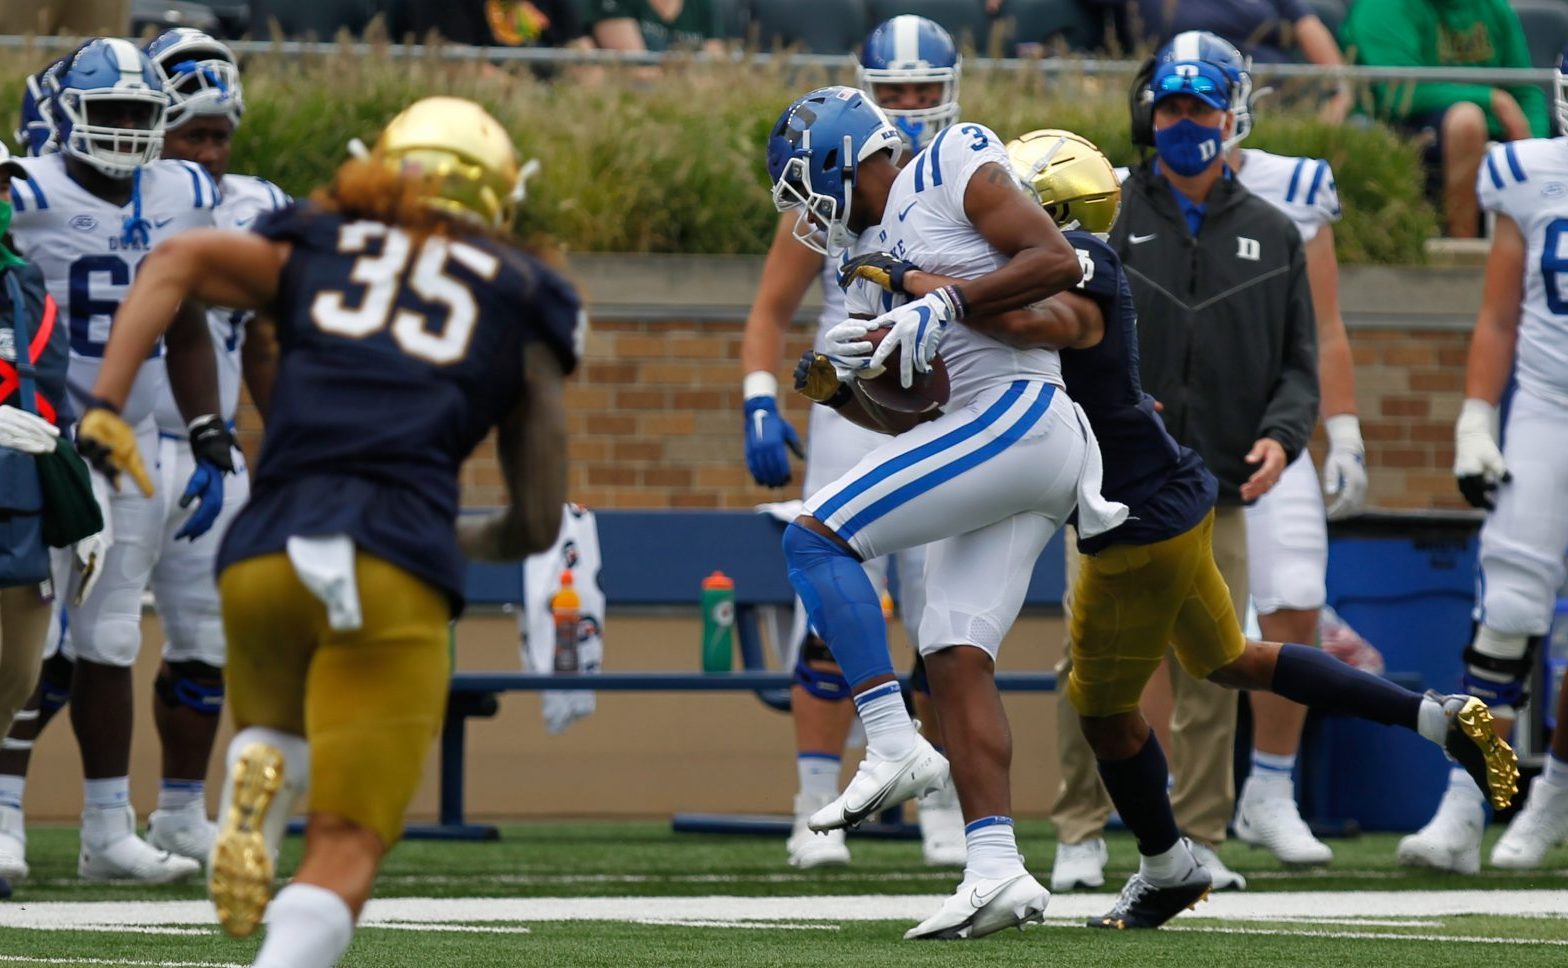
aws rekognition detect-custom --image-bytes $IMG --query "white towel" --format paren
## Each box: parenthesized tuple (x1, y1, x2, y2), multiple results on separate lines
(1069, 401, 1131, 540)
(285, 534, 362, 631)
(519, 504, 604, 735)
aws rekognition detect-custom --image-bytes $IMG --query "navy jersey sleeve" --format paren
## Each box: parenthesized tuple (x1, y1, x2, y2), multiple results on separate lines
(513, 257, 584, 377)
(1063, 231, 1122, 309)
(252, 202, 334, 247)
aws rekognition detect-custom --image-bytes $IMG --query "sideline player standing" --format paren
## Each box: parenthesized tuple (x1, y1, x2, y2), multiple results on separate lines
(135, 27, 292, 862)
(1397, 51, 1568, 873)
(0, 37, 216, 884)
(772, 85, 1126, 939)
(78, 96, 579, 968)
(739, 14, 964, 871)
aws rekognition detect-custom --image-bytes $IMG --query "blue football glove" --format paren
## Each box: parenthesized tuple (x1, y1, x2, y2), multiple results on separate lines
(743, 395, 804, 488)
(174, 458, 226, 541)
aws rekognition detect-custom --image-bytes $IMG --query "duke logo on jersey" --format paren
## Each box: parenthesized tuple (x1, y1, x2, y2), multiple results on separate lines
(9, 153, 218, 425)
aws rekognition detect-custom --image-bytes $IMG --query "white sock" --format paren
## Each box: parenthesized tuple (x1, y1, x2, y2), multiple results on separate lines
(796, 754, 841, 799)
(1447, 765, 1486, 804)
(81, 779, 133, 849)
(852, 683, 916, 759)
(963, 816, 1022, 880)
(1245, 750, 1296, 799)
(1543, 754, 1568, 790)
(83, 777, 130, 813)
(1417, 695, 1448, 745)
(221, 727, 311, 859)
(0, 774, 24, 812)
(253, 883, 355, 968)
(1139, 838, 1196, 886)
(157, 780, 205, 813)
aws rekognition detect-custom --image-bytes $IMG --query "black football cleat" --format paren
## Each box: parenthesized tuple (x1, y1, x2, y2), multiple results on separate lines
(1088, 862, 1211, 930)
(1432, 692, 1520, 811)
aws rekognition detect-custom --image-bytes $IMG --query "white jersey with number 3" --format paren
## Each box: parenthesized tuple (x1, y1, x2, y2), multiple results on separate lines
(1477, 137, 1568, 402)
(9, 154, 218, 425)
(845, 122, 1064, 405)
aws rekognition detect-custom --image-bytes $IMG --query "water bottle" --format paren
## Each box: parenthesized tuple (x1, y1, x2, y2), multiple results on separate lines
(701, 570, 735, 672)
(1547, 597, 1568, 729)
(552, 570, 581, 674)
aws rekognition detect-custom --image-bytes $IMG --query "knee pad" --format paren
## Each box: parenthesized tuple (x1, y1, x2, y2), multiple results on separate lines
(1461, 626, 1541, 717)
(38, 651, 74, 714)
(909, 652, 930, 696)
(155, 660, 226, 716)
(792, 635, 850, 701)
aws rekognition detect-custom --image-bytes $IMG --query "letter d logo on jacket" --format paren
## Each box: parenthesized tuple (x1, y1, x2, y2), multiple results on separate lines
(1236, 237, 1260, 261)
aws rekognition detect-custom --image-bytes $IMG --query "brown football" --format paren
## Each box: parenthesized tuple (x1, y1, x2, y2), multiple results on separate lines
(854, 327, 951, 413)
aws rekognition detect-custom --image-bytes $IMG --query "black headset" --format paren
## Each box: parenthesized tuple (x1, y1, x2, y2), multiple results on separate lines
(1128, 56, 1158, 149)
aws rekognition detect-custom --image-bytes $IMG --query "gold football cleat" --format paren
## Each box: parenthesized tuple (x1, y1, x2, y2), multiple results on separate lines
(1442, 695, 1521, 811)
(209, 743, 286, 938)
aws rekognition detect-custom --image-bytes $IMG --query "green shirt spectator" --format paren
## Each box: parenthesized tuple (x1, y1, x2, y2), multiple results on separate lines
(585, 0, 725, 54)
(1341, 0, 1550, 139)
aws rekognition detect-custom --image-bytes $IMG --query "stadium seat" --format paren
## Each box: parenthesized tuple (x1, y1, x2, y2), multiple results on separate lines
(867, 0, 993, 51)
(250, 0, 377, 38)
(752, 0, 869, 53)
(1303, 0, 1346, 40)
(711, 0, 751, 40)
(1002, 0, 1109, 52)
(1510, 0, 1568, 68)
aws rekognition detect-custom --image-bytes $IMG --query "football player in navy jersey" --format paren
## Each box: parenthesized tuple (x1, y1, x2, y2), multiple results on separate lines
(76, 97, 579, 968)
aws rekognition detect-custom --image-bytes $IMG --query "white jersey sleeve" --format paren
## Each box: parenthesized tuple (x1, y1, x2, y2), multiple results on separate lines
(1236, 148, 1340, 243)
(912, 122, 1017, 229)
(153, 173, 291, 434)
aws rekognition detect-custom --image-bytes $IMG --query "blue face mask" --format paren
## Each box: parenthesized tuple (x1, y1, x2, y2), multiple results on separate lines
(1153, 118, 1224, 177)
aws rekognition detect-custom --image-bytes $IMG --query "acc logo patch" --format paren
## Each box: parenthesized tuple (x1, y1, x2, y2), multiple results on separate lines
(1543, 183, 1566, 198)
(69, 214, 98, 232)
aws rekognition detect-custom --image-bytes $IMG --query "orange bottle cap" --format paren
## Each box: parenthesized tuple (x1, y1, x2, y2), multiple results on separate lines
(559, 571, 575, 586)
(702, 570, 734, 590)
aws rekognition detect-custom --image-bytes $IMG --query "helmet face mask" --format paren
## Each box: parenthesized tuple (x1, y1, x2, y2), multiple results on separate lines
(54, 39, 168, 180)
(858, 15, 960, 150)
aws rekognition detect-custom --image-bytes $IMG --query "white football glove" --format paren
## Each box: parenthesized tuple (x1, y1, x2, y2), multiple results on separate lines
(70, 530, 108, 606)
(822, 318, 874, 366)
(865, 289, 960, 388)
(1321, 413, 1368, 520)
(1454, 398, 1509, 510)
(0, 404, 59, 455)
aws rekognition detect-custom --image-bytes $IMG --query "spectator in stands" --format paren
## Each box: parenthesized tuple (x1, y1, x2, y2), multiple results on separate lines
(0, 0, 127, 34)
(1107, 0, 1352, 120)
(584, 0, 728, 55)
(405, 1, 589, 49)
(1341, 0, 1549, 238)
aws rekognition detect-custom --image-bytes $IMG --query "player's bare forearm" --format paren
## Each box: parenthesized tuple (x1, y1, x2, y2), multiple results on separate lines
(741, 213, 821, 377)
(240, 316, 280, 422)
(956, 163, 1083, 314)
(905, 268, 1103, 349)
(165, 300, 222, 424)
(1305, 230, 1357, 417)
(464, 345, 568, 562)
(1466, 215, 1525, 404)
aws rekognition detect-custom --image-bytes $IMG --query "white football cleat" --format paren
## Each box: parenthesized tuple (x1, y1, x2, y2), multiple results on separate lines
(1395, 788, 1484, 874)
(0, 804, 28, 881)
(1188, 841, 1247, 891)
(904, 871, 1050, 940)
(787, 792, 850, 869)
(1050, 837, 1108, 892)
(808, 736, 948, 832)
(1234, 787, 1333, 866)
(78, 807, 201, 883)
(917, 780, 966, 867)
(148, 803, 218, 864)
(1491, 777, 1568, 869)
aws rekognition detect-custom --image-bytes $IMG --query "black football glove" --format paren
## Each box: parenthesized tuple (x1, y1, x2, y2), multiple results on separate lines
(187, 414, 237, 474)
(838, 251, 918, 293)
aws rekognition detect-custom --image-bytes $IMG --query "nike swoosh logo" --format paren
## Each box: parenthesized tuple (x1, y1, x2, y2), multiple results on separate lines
(898, 200, 919, 221)
(752, 411, 767, 439)
(969, 877, 1017, 908)
(153, 217, 175, 228)
(1130, 233, 1157, 244)
(843, 764, 920, 818)
(912, 306, 933, 349)
(233, 216, 255, 227)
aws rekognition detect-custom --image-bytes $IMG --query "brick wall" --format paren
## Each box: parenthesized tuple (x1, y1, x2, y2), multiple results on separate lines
(232, 320, 1474, 513)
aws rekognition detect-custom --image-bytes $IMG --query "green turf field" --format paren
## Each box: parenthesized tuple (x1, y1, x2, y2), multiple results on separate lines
(2, 821, 1565, 966)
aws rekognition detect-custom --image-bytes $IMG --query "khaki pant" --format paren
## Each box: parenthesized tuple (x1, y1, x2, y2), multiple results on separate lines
(0, 583, 52, 738)
(1050, 505, 1248, 846)
(0, 1, 130, 35)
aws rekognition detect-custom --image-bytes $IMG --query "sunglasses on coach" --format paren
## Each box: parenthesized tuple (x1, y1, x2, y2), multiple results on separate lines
(1154, 72, 1228, 99)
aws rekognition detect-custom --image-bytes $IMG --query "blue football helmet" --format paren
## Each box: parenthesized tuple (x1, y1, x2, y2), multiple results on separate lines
(145, 28, 244, 130)
(1156, 31, 1252, 148)
(1557, 47, 1568, 136)
(54, 38, 168, 179)
(767, 86, 904, 255)
(15, 55, 69, 157)
(857, 15, 960, 150)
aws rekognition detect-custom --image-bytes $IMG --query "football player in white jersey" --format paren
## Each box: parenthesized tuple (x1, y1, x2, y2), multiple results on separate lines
(0, 38, 221, 884)
(771, 86, 1126, 939)
(1397, 49, 1568, 874)
(740, 14, 964, 871)
(134, 27, 290, 862)
(1150, 32, 1369, 867)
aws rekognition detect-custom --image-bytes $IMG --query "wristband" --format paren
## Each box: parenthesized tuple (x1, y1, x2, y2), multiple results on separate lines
(743, 370, 779, 401)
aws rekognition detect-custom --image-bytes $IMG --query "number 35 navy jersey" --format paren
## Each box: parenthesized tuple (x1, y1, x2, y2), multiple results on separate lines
(217, 205, 583, 610)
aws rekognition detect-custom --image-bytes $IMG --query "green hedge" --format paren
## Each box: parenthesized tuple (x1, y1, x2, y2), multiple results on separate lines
(0, 51, 1438, 263)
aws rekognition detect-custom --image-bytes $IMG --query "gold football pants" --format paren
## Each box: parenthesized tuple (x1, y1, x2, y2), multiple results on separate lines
(218, 551, 452, 846)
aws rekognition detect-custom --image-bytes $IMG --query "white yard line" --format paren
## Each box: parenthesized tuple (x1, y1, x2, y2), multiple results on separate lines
(0, 957, 246, 968)
(1162, 925, 1568, 946)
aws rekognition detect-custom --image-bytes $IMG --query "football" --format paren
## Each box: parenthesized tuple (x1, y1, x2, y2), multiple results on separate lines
(854, 327, 951, 413)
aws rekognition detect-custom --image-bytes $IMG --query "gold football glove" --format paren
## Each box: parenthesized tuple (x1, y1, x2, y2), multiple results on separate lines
(77, 406, 154, 497)
(793, 351, 850, 406)
(837, 251, 918, 293)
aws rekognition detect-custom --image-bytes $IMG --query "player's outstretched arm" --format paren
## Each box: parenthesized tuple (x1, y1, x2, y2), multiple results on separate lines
(899, 266, 1104, 350)
(1305, 227, 1368, 518)
(739, 213, 816, 487)
(459, 344, 568, 562)
(89, 229, 288, 413)
(1454, 213, 1525, 509)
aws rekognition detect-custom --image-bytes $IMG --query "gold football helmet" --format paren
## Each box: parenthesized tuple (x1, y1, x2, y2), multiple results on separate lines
(371, 96, 532, 228)
(1006, 129, 1121, 235)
